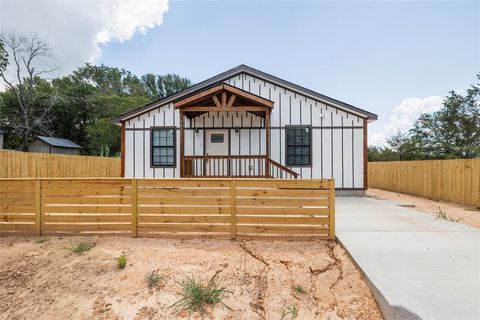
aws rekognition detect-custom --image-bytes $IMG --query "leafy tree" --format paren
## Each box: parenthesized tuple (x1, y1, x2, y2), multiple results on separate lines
(142, 73, 192, 100)
(408, 81, 480, 159)
(369, 74, 480, 161)
(368, 146, 399, 162)
(0, 35, 192, 155)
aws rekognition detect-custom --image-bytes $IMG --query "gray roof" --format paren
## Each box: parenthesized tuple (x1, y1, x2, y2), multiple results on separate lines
(35, 136, 82, 148)
(114, 64, 378, 123)
(0, 129, 4, 134)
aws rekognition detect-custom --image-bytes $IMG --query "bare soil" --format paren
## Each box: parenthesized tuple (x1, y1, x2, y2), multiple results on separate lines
(0, 236, 382, 320)
(367, 188, 480, 229)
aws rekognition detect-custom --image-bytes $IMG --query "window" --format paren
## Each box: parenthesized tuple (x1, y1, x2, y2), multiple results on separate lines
(211, 134, 224, 143)
(151, 127, 175, 167)
(286, 127, 311, 166)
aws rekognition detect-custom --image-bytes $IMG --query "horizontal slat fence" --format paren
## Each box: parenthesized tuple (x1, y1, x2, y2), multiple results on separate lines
(369, 159, 480, 208)
(0, 178, 335, 240)
(0, 150, 120, 178)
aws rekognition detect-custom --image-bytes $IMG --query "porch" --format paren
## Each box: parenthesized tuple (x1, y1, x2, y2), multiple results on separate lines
(176, 83, 298, 179)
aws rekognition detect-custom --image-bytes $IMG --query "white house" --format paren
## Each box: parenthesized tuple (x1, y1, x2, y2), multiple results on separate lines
(114, 65, 377, 194)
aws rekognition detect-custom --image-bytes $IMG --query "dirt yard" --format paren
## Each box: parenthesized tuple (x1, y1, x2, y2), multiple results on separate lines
(0, 236, 382, 320)
(367, 188, 480, 229)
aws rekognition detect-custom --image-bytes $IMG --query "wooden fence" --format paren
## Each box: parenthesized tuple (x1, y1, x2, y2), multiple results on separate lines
(0, 150, 121, 178)
(0, 178, 335, 240)
(368, 159, 480, 208)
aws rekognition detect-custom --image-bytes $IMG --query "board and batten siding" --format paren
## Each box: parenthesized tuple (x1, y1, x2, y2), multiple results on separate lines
(124, 72, 365, 189)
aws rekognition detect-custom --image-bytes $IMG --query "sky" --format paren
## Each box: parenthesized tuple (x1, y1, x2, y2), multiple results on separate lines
(1, 0, 479, 145)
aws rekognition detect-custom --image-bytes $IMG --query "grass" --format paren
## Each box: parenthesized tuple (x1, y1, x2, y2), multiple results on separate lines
(145, 271, 161, 288)
(435, 207, 462, 222)
(70, 239, 94, 254)
(280, 304, 298, 320)
(293, 285, 306, 294)
(35, 238, 49, 244)
(170, 275, 231, 316)
(117, 254, 127, 269)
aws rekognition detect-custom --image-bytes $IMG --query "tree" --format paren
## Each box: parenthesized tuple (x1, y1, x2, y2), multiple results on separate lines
(142, 73, 192, 100)
(370, 74, 480, 161)
(409, 80, 480, 159)
(0, 32, 58, 150)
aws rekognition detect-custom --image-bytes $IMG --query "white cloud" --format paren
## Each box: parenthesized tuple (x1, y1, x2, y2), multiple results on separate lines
(370, 96, 443, 146)
(0, 0, 169, 77)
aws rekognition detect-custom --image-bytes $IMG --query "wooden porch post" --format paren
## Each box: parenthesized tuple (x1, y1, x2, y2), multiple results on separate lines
(120, 121, 125, 177)
(265, 110, 271, 178)
(180, 111, 185, 178)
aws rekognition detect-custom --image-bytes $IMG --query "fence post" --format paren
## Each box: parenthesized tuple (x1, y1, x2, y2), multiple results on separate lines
(34, 179, 41, 236)
(328, 180, 335, 240)
(230, 179, 237, 239)
(131, 179, 138, 237)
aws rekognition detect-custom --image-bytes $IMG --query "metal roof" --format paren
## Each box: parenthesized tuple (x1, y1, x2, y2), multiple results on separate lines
(35, 136, 82, 148)
(113, 64, 378, 123)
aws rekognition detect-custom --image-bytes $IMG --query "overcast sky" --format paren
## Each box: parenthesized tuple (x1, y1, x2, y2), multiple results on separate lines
(1, 0, 479, 145)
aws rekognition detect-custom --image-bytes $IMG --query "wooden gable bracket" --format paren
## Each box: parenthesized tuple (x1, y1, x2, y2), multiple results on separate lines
(173, 83, 274, 111)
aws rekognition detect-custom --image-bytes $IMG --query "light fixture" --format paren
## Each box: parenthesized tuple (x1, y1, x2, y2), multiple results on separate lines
(234, 127, 239, 134)
(195, 128, 199, 134)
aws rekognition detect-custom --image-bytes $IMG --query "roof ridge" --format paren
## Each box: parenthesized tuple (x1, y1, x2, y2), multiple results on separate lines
(113, 65, 377, 123)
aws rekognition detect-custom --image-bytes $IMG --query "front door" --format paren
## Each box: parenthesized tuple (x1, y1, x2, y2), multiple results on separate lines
(205, 129, 229, 155)
(205, 129, 229, 176)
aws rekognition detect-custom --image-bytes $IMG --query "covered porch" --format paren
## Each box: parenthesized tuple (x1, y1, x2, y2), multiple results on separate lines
(175, 83, 298, 179)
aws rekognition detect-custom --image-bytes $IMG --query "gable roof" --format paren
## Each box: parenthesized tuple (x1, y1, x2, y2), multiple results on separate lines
(34, 136, 82, 149)
(113, 64, 378, 123)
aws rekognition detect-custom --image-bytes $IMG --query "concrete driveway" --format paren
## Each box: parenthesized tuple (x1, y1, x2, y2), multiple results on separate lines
(336, 196, 480, 320)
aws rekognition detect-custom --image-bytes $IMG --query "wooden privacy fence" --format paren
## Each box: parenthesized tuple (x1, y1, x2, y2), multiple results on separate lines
(0, 150, 121, 178)
(369, 159, 480, 208)
(0, 178, 335, 240)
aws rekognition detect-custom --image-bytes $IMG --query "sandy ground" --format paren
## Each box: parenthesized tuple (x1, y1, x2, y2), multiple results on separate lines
(0, 236, 382, 320)
(367, 188, 480, 229)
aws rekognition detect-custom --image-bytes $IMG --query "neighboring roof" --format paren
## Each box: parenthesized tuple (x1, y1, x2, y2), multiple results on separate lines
(34, 136, 82, 149)
(113, 64, 378, 123)
(0, 129, 4, 134)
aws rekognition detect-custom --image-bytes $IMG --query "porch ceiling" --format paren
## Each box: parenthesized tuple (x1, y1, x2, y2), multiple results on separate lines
(174, 83, 273, 118)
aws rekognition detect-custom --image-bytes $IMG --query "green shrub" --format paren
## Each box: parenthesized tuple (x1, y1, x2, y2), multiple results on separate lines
(170, 275, 231, 316)
(280, 304, 298, 320)
(70, 240, 94, 254)
(117, 254, 127, 269)
(145, 271, 161, 288)
(35, 238, 49, 244)
(293, 285, 306, 294)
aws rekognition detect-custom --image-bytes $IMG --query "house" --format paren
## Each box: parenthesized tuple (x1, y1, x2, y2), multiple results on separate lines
(0, 130, 4, 149)
(114, 65, 377, 193)
(28, 136, 82, 155)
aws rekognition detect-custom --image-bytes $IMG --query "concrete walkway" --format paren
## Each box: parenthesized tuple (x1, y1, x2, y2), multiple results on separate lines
(336, 197, 480, 320)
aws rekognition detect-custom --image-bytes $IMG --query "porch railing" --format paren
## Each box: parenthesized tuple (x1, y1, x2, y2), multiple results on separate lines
(184, 155, 298, 179)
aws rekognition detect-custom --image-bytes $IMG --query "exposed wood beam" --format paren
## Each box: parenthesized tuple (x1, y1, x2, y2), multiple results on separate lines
(175, 83, 274, 109)
(182, 106, 271, 112)
(174, 84, 225, 108)
(212, 95, 222, 108)
(221, 92, 227, 108)
(223, 84, 274, 107)
(227, 94, 236, 108)
(180, 111, 185, 177)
